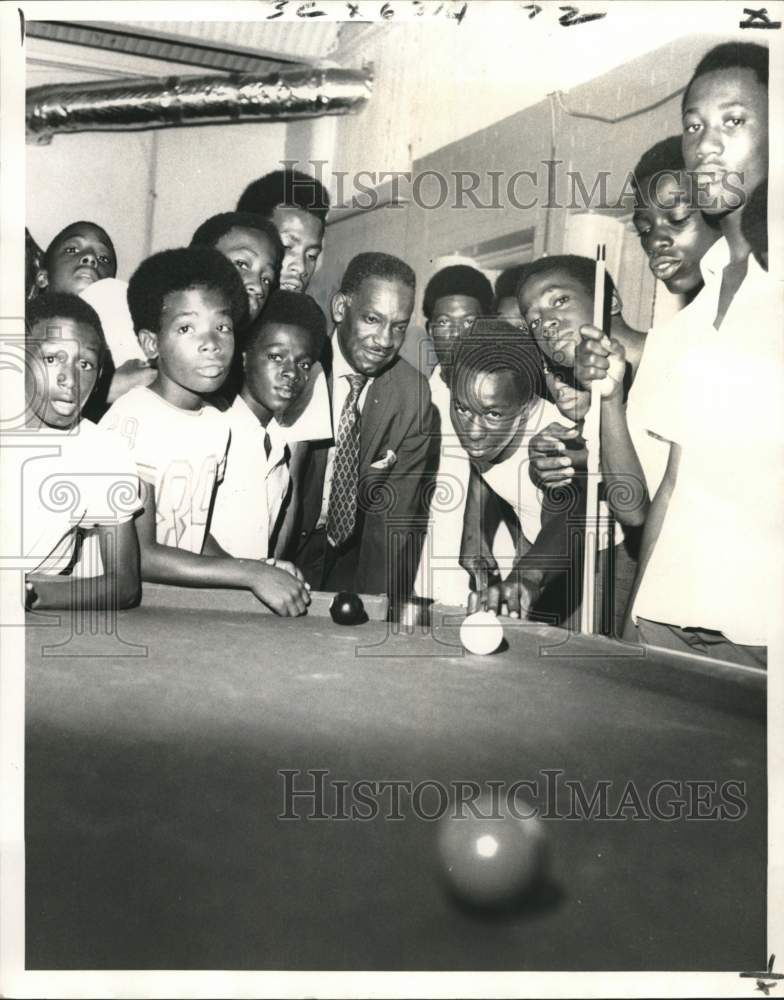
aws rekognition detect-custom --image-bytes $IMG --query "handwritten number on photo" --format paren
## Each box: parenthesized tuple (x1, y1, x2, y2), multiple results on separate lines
(559, 5, 607, 26)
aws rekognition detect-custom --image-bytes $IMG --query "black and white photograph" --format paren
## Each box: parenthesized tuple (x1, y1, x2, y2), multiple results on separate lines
(1, 1, 782, 996)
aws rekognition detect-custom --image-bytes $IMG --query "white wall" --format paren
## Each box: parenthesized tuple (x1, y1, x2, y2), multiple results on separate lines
(324, 5, 735, 202)
(148, 121, 288, 255)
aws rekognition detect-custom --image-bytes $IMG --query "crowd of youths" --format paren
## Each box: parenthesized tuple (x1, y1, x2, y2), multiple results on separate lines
(23, 41, 776, 667)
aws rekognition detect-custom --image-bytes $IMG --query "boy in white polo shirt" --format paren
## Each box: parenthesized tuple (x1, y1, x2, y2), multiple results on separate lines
(576, 42, 777, 665)
(210, 290, 328, 559)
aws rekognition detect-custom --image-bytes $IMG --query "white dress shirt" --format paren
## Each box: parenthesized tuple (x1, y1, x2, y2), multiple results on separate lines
(630, 237, 784, 645)
(210, 395, 291, 559)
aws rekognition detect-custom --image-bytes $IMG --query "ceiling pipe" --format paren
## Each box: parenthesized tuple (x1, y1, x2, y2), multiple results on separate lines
(26, 65, 373, 143)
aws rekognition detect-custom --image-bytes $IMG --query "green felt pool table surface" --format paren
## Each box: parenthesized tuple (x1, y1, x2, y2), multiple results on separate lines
(25, 587, 766, 971)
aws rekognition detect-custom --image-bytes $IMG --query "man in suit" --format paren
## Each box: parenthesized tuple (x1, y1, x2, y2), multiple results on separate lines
(282, 252, 439, 606)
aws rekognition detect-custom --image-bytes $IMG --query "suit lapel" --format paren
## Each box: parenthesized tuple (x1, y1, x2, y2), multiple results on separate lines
(360, 364, 395, 468)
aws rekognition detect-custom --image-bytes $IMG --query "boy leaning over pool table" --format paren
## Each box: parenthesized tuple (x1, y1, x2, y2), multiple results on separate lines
(100, 246, 311, 617)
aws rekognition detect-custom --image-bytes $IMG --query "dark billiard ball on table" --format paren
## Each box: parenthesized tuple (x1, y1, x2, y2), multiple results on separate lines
(436, 792, 547, 909)
(329, 592, 368, 626)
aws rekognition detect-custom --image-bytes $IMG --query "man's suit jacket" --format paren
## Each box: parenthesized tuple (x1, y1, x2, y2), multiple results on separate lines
(284, 354, 440, 601)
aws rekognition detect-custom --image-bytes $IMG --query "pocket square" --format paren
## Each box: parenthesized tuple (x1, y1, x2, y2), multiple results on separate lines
(370, 449, 397, 470)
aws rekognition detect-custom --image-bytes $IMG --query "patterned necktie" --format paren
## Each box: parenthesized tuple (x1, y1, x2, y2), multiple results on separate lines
(326, 372, 368, 547)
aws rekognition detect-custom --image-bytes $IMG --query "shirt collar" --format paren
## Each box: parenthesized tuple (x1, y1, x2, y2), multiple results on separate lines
(700, 236, 731, 280)
(699, 235, 768, 287)
(232, 394, 284, 444)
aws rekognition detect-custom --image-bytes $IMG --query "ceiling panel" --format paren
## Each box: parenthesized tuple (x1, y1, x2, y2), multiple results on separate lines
(128, 19, 342, 62)
(26, 21, 302, 75)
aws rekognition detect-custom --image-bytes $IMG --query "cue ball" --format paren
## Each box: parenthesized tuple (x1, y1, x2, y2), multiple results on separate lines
(329, 591, 366, 626)
(460, 611, 503, 655)
(437, 794, 546, 908)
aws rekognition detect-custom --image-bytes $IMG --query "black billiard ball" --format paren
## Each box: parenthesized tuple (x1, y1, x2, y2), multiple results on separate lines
(330, 592, 367, 626)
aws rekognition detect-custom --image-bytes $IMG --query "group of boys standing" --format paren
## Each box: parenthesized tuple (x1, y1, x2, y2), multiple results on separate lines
(24, 40, 778, 668)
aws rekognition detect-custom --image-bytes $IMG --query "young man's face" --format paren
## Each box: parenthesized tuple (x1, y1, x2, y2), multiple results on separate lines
(450, 367, 526, 466)
(682, 67, 768, 216)
(139, 286, 235, 409)
(333, 276, 414, 377)
(38, 224, 116, 295)
(427, 294, 484, 367)
(26, 318, 102, 429)
(518, 267, 593, 367)
(214, 227, 279, 322)
(272, 207, 324, 293)
(633, 172, 720, 295)
(241, 323, 314, 421)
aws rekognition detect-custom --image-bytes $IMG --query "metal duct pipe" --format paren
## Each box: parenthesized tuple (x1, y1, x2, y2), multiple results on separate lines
(26, 66, 373, 143)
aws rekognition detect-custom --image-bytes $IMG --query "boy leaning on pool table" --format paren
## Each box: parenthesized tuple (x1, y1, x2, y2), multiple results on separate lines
(209, 289, 329, 561)
(23, 292, 141, 612)
(99, 245, 312, 617)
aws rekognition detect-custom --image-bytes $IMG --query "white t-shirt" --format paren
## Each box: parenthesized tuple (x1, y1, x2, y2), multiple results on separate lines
(23, 420, 140, 575)
(631, 238, 784, 645)
(210, 396, 291, 559)
(100, 386, 229, 554)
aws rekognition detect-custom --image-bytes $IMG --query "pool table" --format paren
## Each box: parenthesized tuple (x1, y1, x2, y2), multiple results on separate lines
(25, 585, 766, 972)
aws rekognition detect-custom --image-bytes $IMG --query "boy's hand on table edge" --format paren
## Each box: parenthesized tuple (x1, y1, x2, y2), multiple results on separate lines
(249, 562, 311, 616)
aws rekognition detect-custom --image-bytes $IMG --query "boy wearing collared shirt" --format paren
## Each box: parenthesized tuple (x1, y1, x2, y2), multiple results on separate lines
(582, 42, 776, 665)
(210, 291, 327, 559)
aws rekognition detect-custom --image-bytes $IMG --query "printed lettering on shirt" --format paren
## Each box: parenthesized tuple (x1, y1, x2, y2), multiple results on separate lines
(155, 456, 220, 549)
(112, 414, 140, 451)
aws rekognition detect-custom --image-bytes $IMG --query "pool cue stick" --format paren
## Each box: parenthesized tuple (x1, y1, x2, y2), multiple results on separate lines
(579, 244, 606, 634)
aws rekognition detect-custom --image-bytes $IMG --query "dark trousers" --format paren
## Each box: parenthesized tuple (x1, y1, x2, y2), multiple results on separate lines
(297, 527, 361, 594)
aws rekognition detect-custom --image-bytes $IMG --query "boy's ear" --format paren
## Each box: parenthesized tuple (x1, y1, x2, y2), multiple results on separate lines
(35, 268, 49, 290)
(609, 288, 623, 316)
(137, 329, 159, 361)
(331, 291, 348, 326)
(241, 350, 248, 371)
